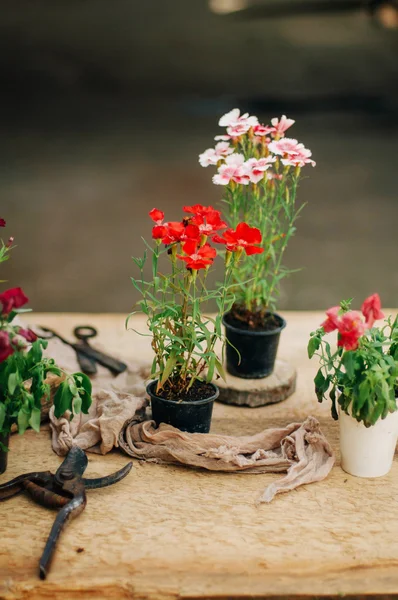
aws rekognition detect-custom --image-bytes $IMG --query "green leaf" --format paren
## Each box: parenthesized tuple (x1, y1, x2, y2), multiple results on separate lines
(73, 394, 82, 415)
(160, 353, 177, 387)
(8, 371, 20, 395)
(314, 369, 330, 402)
(342, 351, 355, 379)
(215, 359, 227, 382)
(17, 409, 30, 435)
(308, 336, 321, 359)
(75, 373, 92, 414)
(29, 407, 41, 433)
(0, 403, 5, 431)
(53, 381, 73, 419)
(69, 382, 78, 396)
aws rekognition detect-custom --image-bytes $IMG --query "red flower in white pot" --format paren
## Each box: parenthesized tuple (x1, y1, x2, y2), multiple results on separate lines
(309, 294, 398, 478)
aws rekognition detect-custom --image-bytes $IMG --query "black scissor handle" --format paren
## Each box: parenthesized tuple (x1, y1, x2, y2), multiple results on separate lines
(73, 326, 97, 342)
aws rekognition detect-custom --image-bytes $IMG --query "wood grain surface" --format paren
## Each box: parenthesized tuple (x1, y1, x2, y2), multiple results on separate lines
(1, 312, 397, 600)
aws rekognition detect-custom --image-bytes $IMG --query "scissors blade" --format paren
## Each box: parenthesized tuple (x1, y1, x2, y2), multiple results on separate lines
(71, 344, 127, 375)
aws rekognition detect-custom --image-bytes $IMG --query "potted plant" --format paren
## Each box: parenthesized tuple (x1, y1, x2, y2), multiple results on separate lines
(308, 293, 398, 478)
(0, 218, 93, 474)
(128, 205, 263, 432)
(199, 109, 315, 378)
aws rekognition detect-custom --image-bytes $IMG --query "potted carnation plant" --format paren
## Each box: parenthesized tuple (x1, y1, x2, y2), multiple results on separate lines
(129, 205, 263, 432)
(0, 219, 92, 474)
(308, 293, 398, 478)
(199, 109, 315, 379)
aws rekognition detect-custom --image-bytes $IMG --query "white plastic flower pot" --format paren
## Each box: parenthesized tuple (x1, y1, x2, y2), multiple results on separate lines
(339, 407, 398, 478)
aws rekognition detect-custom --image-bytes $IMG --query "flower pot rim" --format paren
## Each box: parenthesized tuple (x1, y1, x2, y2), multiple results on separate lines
(222, 311, 286, 336)
(146, 380, 219, 406)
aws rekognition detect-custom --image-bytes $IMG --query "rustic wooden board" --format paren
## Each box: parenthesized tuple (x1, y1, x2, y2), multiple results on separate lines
(1, 312, 398, 600)
(217, 359, 297, 407)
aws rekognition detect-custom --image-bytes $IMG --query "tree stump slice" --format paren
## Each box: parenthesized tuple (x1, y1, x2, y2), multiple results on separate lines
(217, 359, 297, 407)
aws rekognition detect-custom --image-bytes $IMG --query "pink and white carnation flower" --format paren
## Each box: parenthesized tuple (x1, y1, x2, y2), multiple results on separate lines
(281, 148, 316, 167)
(268, 138, 305, 156)
(212, 154, 251, 186)
(270, 115, 295, 138)
(218, 108, 258, 138)
(199, 141, 233, 167)
(253, 124, 275, 138)
(269, 138, 315, 168)
(246, 156, 276, 184)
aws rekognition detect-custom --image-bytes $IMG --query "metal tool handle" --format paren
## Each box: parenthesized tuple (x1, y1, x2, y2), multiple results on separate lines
(75, 348, 98, 376)
(73, 325, 97, 342)
(73, 344, 127, 375)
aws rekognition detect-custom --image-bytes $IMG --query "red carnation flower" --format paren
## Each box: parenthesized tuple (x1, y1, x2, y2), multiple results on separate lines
(149, 208, 165, 224)
(213, 222, 264, 255)
(161, 222, 185, 245)
(0, 218, 5, 227)
(152, 225, 169, 240)
(183, 204, 216, 217)
(0, 330, 14, 362)
(178, 240, 216, 270)
(361, 293, 384, 328)
(191, 210, 227, 237)
(180, 224, 201, 242)
(0, 287, 29, 315)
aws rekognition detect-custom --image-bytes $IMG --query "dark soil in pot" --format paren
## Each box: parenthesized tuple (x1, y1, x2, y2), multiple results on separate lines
(223, 309, 286, 379)
(147, 379, 218, 434)
(0, 432, 10, 475)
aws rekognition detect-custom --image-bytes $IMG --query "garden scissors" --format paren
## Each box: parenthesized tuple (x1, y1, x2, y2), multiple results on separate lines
(0, 446, 133, 579)
(39, 325, 127, 376)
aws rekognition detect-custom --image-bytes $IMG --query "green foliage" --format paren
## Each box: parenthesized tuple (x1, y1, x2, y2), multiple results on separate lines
(0, 334, 93, 443)
(222, 150, 306, 314)
(308, 314, 398, 427)
(129, 240, 236, 396)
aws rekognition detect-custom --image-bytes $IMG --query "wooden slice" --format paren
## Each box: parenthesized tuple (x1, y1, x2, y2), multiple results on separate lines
(217, 359, 297, 407)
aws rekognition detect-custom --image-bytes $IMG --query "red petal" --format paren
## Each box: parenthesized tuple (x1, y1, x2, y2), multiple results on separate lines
(244, 245, 264, 255)
(181, 239, 198, 256)
(149, 208, 164, 223)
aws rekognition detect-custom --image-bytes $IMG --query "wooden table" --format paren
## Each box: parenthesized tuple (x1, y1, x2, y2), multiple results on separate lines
(1, 312, 397, 600)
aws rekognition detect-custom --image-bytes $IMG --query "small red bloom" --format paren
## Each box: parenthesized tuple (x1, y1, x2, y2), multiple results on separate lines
(149, 208, 165, 224)
(19, 328, 38, 343)
(361, 293, 384, 328)
(161, 222, 185, 245)
(183, 204, 216, 216)
(321, 306, 340, 333)
(337, 311, 365, 351)
(213, 222, 263, 256)
(0, 330, 14, 362)
(191, 210, 227, 237)
(177, 240, 216, 270)
(0, 218, 5, 227)
(152, 225, 169, 240)
(180, 224, 201, 241)
(0, 287, 29, 315)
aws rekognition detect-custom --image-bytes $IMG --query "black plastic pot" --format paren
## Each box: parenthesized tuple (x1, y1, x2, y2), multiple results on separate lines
(223, 311, 286, 379)
(0, 432, 10, 475)
(147, 380, 219, 434)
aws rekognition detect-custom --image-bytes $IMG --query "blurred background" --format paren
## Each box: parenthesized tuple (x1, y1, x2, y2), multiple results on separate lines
(1, 0, 397, 313)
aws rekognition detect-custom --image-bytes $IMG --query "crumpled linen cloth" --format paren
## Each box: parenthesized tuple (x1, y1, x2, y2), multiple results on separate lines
(119, 415, 335, 502)
(39, 323, 335, 502)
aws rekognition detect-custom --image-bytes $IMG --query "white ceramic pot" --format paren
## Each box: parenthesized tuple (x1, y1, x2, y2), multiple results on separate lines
(339, 407, 398, 478)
